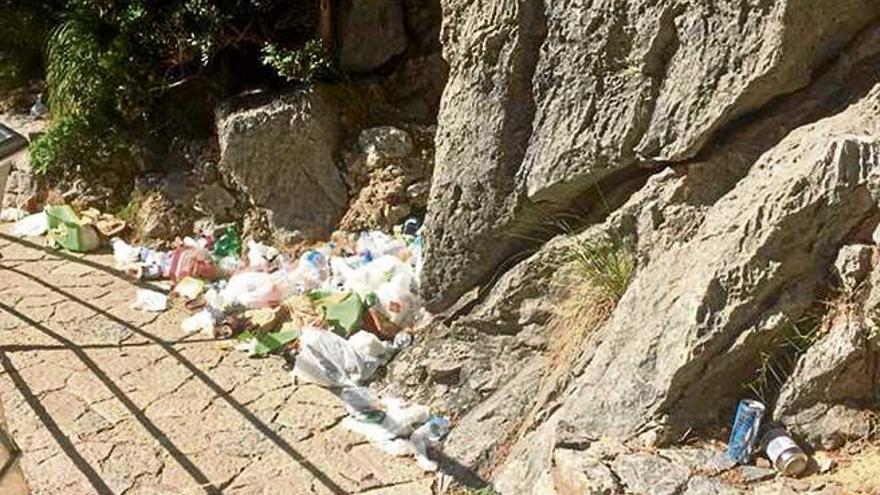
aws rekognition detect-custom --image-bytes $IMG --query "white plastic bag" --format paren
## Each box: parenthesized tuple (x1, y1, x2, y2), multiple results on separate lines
(221, 272, 285, 309)
(293, 329, 391, 388)
(0, 208, 27, 223)
(246, 240, 279, 271)
(356, 231, 408, 259)
(131, 289, 167, 312)
(110, 238, 141, 266)
(11, 212, 48, 237)
(181, 309, 217, 335)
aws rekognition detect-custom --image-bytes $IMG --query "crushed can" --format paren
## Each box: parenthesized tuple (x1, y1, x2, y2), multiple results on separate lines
(725, 399, 765, 463)
(761, 426, 808, 477)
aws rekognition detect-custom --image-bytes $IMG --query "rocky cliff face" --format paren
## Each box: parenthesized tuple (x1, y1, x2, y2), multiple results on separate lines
(422, 0, 880, 311)
(400, 1, 880, 492)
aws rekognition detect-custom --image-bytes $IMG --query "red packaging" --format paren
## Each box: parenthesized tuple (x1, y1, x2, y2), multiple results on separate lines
(168, 247, 216, 283)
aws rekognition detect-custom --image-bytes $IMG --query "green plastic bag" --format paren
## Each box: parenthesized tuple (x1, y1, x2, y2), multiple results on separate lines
(236, 326, 300, 358)
(308, 290, 364, 337)
(213, 226, 241, 258)
(45, 205, 100, 252)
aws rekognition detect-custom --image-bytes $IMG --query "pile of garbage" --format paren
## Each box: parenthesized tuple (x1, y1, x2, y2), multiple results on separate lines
(6, 206, 448, 470)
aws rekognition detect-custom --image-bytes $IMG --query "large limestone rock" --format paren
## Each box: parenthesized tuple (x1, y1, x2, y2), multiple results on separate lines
(774, 301, 880, 449)
(217, 88, 347, 239)
(491, 83, 880, 493)
(422, 0, 880, 311)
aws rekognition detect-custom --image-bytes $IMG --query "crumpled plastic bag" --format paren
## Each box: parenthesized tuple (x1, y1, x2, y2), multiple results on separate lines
(131, 289, 168, 312)
(11, 212, 48, 237)
(341, 255, 421, 328)
(292, 329, 394, 388)
(0, 208, 27, 223)
(341, 397, 445, 470)
(246, 240, 280, 271)
(221, 272, 285, 309)
(356, 231, 408, 260)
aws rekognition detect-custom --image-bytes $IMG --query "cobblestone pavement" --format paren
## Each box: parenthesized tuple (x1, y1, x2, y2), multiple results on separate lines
(0, 227, 433, 495)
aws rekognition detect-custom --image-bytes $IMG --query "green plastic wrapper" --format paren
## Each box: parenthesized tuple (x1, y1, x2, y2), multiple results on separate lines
(45, 205, 100, 252)
(213, 227, 241, 258)
(308, 290, 365, 337)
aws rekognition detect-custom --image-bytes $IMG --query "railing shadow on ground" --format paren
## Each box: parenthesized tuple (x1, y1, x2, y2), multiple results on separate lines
(0, 264, 349, 495)
(1, 234, 493, 493)
(0, 233, 169, 294)
(0, 301, 221, 495)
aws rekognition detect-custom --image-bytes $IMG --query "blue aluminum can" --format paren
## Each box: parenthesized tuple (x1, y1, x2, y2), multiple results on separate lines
(725, 399, 765, 463)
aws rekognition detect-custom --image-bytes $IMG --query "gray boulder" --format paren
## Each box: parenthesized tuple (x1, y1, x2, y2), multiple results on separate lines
(491, 82, 880, 492)
(833, 244, 874, 289)
(340, 0, 408, 73)
(422, 0, 880, 312)
(217, 87, 348, 239)
(774, 315, 880, 449)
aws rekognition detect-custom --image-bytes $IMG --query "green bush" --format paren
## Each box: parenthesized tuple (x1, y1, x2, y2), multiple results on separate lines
(261, 40, 332, 83)
(17, 0, 324, 175)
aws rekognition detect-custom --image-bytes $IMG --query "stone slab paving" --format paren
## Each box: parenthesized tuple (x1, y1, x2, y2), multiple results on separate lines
(0, 227, 432, 495)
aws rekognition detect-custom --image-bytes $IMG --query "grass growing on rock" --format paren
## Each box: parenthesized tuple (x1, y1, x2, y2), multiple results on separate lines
(564, 234, 635, 303)
(547, 233, 636, 369)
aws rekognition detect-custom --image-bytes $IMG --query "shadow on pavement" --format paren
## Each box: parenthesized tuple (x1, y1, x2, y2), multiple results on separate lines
(0, 264, 349, 495)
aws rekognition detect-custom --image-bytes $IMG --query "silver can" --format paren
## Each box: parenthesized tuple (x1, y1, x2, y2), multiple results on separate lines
(761, 426, 808, 477)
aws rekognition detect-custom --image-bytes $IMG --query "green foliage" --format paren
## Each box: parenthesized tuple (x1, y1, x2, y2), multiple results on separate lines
(18, 0, 323, 174)
(744, 317, 821, 405)
(563, 233, 636, 303)
(115, 193, 143, 223)
(29, 115, 132, 174)
(261, 40, 332, 83)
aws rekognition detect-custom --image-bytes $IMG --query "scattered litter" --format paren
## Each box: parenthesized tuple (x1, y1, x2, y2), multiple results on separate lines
(761, 425, 808, 477)
(5, 209, 446, 467)
(181, 309, 218, 335)
(309, 290, 364, 336)
(11, 212, 48, 237)
(293, 328, 393, 388)
(236, 327, 299, 358)
(132, 289, 168, 312)
(223, 272, 286, 309)
(174, 277, 206, 300)
(726, 399, 765, 464)
(0, 207, 27, 223)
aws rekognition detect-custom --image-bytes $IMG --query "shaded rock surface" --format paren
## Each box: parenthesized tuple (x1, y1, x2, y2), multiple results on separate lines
(340, 0, 408, 73)
(421, 0, 880, 312)
(385, 17, 880, 493)
(217, 87, 348, 239)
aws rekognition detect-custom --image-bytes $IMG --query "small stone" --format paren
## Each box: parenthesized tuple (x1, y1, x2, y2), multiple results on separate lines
(739, 465, 777, 483)
(833, 244, 873, 289)
(814, 452, 836, 474)
(359, 127, 414, 169)
(194, 183, 236, 220)
(756, 457, 772, 469)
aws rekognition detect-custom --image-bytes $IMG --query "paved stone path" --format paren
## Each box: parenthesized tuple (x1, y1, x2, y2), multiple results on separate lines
(0, 227, 432, 494)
